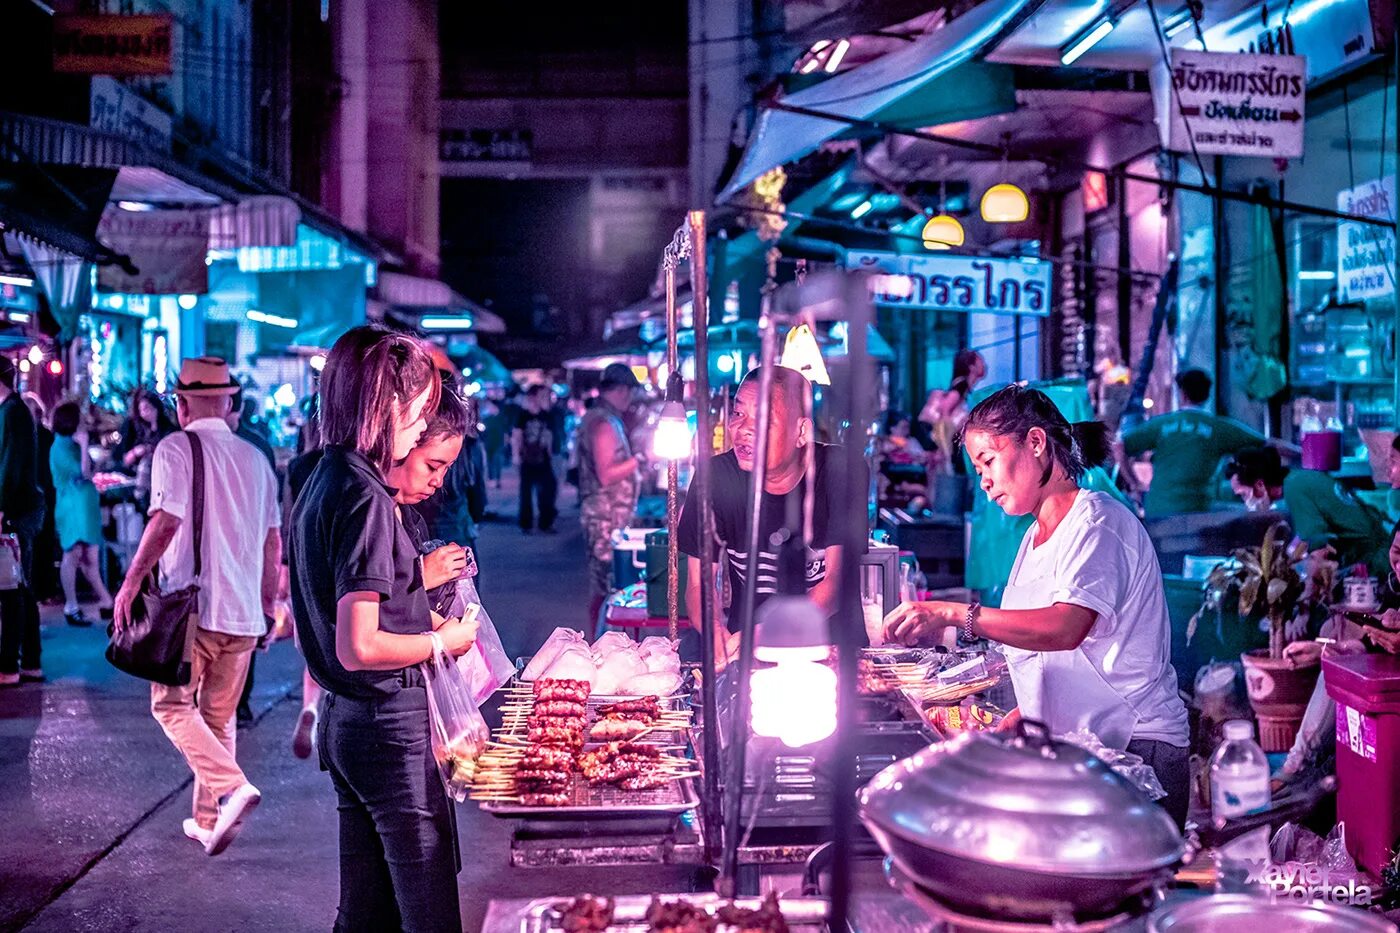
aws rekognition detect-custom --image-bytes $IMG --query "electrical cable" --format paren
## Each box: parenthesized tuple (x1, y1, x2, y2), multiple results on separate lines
(1144, 0, 1209, 188)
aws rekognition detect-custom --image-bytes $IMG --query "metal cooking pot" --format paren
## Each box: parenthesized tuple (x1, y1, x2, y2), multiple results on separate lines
(858, 719, 1187, 921)
(1149, 894, 1397, 932)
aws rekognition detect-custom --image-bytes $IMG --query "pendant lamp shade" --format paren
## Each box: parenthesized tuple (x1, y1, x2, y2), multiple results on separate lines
(980, 183, 1029, 223)
(921, 214, 965, 251)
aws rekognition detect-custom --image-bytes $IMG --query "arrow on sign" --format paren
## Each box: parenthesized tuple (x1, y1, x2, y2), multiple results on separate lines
(1281, 110, 1302, 122)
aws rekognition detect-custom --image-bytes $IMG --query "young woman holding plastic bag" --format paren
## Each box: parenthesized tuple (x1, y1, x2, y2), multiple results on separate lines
(289, 326, 478, 933)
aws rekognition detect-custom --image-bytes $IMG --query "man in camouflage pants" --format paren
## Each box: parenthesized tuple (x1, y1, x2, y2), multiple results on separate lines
(577, 363, 641, 630)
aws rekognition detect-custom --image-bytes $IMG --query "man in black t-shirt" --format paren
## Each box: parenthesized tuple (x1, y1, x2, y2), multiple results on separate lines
(514, 384, 558, 533)
(678, 367, 863, 662)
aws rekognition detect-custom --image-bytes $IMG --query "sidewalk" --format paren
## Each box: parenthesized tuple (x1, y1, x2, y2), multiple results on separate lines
(1, 472, 700, 933)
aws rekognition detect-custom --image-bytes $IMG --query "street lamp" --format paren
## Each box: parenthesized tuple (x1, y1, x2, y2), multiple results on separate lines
(651, 372, 691, 461)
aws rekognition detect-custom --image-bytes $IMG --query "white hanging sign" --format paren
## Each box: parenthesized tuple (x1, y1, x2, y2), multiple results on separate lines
(1166, 49, 1306, 158)
(1336, 176, 1396, 303)
(845, 250, 1050, 316)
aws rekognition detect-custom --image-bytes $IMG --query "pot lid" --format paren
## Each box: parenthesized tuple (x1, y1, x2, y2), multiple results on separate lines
(858, 721, 1185, 877)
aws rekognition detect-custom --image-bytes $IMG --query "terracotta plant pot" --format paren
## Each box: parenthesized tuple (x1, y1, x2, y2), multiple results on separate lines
(1240, 649, 1322, 752)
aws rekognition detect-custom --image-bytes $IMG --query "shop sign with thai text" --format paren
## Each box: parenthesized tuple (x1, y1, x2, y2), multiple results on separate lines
(90, 76, 172, 152)
(1167, 49, 1306, 158)
(1336, 176, 1396, 302)
(53, 15, 173, 76)
(845, 250, 1050, 316)
(439, 129, 532, 163)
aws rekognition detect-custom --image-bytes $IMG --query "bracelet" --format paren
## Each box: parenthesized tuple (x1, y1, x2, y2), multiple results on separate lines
(963, 601, 981, 643)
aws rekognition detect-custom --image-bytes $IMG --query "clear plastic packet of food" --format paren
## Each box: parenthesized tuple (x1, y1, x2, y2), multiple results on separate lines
(452, 575, 514, 705)
(422, 637, 490, 803)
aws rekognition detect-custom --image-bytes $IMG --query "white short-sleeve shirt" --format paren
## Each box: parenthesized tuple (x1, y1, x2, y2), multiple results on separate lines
(149, 417, 280, 636)
(1000, 490, 1189, 747)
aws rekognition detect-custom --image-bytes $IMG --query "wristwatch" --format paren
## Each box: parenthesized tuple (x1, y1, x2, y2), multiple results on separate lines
(963, 601, 981, 643)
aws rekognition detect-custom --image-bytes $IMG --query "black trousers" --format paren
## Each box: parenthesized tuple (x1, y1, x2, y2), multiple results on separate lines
(0, 507, 45, 674)
(518, 462, 557, 530)
(320, 685, 461, 933)
(1127, 737, 1191, 830)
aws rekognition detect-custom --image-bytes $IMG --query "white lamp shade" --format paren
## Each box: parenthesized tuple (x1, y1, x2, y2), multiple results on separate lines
(779, 323, 831, 385)
(980, 183, 1030, 223)
(650, 401, 692, 460)
(921, 214, 964, 250)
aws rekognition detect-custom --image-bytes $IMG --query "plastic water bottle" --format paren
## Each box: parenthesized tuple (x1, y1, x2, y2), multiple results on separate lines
(1210, 720, 1272, 821)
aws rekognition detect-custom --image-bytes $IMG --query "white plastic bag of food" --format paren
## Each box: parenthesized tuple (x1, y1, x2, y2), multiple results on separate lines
(522, 627, 588, 680)
(422, 636, 490, 803)
(452, 577, 513, 705)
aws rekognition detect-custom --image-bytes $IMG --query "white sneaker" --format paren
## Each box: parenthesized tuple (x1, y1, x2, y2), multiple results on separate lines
(182, 818, 212, 847)
(204, 783, 260, 856)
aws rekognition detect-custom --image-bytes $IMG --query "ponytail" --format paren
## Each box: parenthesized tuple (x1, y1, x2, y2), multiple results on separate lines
(1069, 420, 1112, 471)
(959, 384, 1111, 485)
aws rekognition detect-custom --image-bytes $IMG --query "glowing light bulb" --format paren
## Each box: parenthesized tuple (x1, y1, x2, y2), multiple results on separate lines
(27, 345, 43, 365)
(751, 661, 837, 748)
(651, 401, 692, 460)
(273, 383, 296, 407)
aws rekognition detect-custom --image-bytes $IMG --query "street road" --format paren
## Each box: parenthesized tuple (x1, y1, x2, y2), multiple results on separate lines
(0, 475, 702, 932)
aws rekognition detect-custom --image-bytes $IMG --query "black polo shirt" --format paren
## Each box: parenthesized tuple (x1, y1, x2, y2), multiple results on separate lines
(289, 445, 430, 699)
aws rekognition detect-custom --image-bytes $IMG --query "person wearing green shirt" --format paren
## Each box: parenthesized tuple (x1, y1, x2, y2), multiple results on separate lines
(1227, 445, 1391, 577)
(1122, 370, 1264, 516)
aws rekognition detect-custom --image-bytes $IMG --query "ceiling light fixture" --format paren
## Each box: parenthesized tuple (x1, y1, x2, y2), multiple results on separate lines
(1060, 15, 1116, 66)
(825, 38, 850, 73)
(1161, 8, 1195, 38)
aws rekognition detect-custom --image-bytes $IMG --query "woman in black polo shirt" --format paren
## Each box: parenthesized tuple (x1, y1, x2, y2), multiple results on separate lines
(289, 325, 479, 933)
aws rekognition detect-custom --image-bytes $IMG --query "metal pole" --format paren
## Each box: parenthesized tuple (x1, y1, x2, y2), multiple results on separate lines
(719, 299, 779, 894)
(665, 263, 680, 643)
(829, 273, 873, 933)
(687, 209, 723, 869)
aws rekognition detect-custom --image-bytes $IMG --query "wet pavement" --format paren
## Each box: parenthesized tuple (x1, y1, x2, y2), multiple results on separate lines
(1, 474, 702, 932)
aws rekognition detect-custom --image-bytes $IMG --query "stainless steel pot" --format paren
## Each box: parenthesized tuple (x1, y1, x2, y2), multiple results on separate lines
(859, 719, 1187, 921)
(1149, 894, 1397, 932)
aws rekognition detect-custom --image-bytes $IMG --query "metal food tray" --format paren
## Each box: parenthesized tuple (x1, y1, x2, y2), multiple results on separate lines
(512, 666, 694, 707)
(480, 771, 698, 819)
(514, 893, 830, 932)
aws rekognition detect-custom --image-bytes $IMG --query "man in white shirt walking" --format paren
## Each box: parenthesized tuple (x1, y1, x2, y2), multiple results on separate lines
(113, 358, 282, 856)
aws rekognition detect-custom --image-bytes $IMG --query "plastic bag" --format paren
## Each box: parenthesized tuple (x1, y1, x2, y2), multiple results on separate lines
(1058, 728, 1167, 800)
(421, 637, 490, 803)
(0, 534, 19, 591)
(450, 575, 513, 705)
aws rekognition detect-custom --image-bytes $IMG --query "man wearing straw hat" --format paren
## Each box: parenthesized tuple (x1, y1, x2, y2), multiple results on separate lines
(113, 357, 282, 857)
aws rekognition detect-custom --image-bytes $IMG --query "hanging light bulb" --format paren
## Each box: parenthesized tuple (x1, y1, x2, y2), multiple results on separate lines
(650, 372, 692, 461)
(750, 594, 836, 748)
(981, 183, 1030, 223)
(779, 323, 831, 385)
(921, 214, 964, 251)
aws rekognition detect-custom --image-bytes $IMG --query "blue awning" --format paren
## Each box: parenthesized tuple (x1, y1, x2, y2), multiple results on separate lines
(717, 0, 1042, 201)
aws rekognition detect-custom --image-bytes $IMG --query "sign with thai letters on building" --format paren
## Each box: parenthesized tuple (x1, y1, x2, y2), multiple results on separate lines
(1336, 175, 1396, 302)
(53, 15, 173, 76)
(1166, 49, 1306, 158)
(90, 76, 172, 152)
(845, 250, 1050, 316)
(439, 129, 532, 164)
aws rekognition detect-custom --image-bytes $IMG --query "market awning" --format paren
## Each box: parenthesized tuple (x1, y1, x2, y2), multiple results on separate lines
(378, 270, 506, 334)
(716, 0, 1042, 201)
(0, 163, 126, 266)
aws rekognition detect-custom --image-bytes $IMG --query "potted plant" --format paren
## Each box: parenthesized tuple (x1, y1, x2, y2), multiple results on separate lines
(1190, 522, 1337, 751)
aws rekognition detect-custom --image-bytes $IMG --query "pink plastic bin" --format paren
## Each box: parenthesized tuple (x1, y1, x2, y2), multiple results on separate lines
(1323, 653, 1400, 876)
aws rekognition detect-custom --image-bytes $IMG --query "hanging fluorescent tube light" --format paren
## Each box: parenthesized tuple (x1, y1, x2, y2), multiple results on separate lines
(824, 38, 850, 73)
(420, 315, 475, 331)
(0, 273, 35, 288)
(1060, 15, 1116, 66)
(850, 199, 874, 219)
(246, 309, 299, 328)
(1161, 8, 1195, 38)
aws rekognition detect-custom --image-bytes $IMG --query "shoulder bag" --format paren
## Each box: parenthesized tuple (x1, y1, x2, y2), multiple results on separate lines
(106, 430, 207, 686)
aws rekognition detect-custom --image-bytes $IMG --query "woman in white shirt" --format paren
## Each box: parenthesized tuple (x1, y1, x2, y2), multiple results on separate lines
(885, 384, 1190, 826)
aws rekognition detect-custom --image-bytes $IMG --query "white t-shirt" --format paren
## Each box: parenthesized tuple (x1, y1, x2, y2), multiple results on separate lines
(149, 418, 280, 637)
(1000, 489, 1188, 747)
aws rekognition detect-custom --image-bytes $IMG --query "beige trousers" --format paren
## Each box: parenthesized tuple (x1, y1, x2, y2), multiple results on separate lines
(151, 627, 257, 829)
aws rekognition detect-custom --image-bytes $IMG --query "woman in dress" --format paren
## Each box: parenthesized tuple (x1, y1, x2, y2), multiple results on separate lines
(288, 325, 479, 932)
(49, 402, 113, 627)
